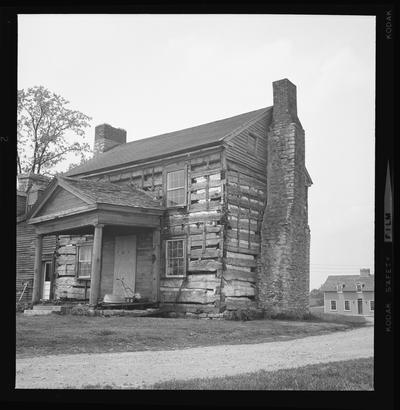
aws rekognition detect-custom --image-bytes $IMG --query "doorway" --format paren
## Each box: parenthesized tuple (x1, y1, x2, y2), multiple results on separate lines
(42, 260, 52, 300)
(357, 298, 363, 314)
(113, 235, 137, 298)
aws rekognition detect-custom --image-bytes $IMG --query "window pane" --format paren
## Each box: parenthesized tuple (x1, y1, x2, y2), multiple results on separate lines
(167, 188, 185, 206)
(78, 262, 91, 277)
(79, 245, 92, 262)
(167, 170, 184, 189)
(166, 240, 185, 276)
(78, 245, 92, 277)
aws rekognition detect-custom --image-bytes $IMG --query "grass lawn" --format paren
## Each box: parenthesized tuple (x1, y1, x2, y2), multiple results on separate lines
(16, 313, 355, 358)
(150, 358, 374, 390)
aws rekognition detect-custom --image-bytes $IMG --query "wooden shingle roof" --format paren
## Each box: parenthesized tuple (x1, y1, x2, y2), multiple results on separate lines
(59, 177, 164, 210)
(67, 107, 272, 176)
(320, 275, 374, 292)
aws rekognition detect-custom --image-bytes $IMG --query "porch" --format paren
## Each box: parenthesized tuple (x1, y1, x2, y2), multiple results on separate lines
(28, 176, 165, 307)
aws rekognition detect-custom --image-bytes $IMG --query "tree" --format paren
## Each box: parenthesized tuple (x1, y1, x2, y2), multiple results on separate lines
(309, 288, 324, 306)
(17, 86, 92, 176)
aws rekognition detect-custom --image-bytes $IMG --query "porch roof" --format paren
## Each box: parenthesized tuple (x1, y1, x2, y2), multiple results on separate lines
(28, 176, 165, 235)
(56, 177, 164, 209)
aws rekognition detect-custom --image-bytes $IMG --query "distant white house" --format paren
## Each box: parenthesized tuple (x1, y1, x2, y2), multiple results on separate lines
(320, 269, 374, 316)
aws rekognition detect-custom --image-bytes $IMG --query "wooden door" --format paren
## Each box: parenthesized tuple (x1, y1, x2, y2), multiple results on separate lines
(357, 298, 363, 314)
(113, 235, 137, 298)
(42, 261, 52, 300)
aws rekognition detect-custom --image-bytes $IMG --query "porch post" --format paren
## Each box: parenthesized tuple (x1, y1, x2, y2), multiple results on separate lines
(152, 228, 161, 302)
(89, 224, 104, 306)
(32, 234, 43, 304)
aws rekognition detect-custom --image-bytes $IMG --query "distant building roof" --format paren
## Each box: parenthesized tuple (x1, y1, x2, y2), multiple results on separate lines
(320, 275, 374, 292)
(66, 107, 272, 176)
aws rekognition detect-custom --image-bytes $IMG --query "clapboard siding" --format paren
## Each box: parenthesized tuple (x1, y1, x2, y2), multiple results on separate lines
(16, 221, 56, 304)
(225, 112, 270, 175)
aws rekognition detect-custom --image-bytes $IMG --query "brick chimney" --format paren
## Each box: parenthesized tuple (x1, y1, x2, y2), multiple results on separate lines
(360, 268, 370, 277)
(258, 79, 310, 318)
(17, 173, 51, 214)
(94, 124, 127, 157)
(17, 192, 27, 217)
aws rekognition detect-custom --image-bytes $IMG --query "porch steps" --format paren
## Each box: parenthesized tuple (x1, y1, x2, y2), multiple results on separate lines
(23, 305, 67, 316)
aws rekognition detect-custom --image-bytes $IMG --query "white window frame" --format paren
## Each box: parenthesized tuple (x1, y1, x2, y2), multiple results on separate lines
(344, 300, 351, 311)
(166, 169, 186, 207)
(330, 300, 337, 311)
(370, 300, 374, 311)
(165, 239, 186, 278)
(76, 243, 93, 279)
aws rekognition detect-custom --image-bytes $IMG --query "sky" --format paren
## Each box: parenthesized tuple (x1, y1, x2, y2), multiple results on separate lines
(18, 14, 376, 289)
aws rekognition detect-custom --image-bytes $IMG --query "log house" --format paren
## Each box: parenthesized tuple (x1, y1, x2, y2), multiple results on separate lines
(21, 79, 312, 317)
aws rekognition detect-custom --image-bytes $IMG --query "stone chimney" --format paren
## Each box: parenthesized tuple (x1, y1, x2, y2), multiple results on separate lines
(272, 78, 298, 123)
(360, 268, 371, 277)
(94, 124, 127, 157)
(258, 79, 310, 318)
(17, 173, 51, 214)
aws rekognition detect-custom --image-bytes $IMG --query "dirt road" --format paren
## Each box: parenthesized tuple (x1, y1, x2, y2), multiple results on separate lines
(15, 326, 373, 389)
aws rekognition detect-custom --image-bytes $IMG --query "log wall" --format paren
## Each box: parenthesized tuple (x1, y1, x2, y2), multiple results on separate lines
(221, 114, 269, 311)
(38, 112, 273, 314)
(160, 151, 224, 312)
(86, 148, 225, 312)
(53, 234, 93, 301)
(50, 119, 272, 314)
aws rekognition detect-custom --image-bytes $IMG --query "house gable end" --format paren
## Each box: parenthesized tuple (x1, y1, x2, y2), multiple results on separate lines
(224, 111, 271, 176)
(35, 186, 92, 218)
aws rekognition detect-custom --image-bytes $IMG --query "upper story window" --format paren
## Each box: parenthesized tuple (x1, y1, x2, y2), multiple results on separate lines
(336, 283, 345, 293)
(370, 300, 374, 311)
(167, 169, 186, 207)
(356, 283, 363, 292)
(247, 134, 257, 155)
(76, 244, 93, 279)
